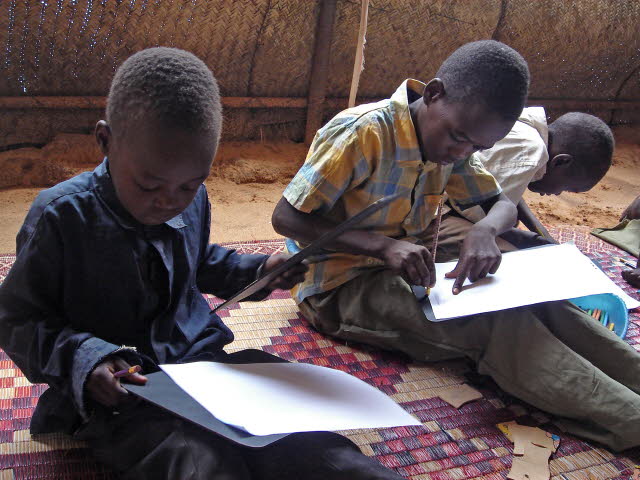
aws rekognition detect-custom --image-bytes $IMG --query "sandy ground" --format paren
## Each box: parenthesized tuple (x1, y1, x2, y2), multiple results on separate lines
(1, 136, 639, 254)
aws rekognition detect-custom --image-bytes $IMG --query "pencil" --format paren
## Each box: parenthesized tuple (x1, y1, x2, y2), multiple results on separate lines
(617, 258, 637, 269)
(426, 195, 446, 296)
(114, 365, 142, 378)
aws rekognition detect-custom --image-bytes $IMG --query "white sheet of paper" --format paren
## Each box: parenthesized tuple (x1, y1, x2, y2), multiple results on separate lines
(428, 243, 639, 321)
(160, 362, 421, 436)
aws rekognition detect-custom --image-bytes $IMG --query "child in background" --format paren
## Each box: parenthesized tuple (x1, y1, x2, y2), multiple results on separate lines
(438, 108, 614, 257)
(0, 48, 404, 480)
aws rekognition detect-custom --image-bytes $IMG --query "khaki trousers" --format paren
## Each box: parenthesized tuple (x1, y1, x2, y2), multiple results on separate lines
(299, 269, 640, 451)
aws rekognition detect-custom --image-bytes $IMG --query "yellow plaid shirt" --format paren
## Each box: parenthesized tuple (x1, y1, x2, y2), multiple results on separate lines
(284, 79, 501, 302)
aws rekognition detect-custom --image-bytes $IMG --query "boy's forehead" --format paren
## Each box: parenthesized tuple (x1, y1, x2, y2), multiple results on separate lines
(114, 120, 217, 172)
(118, 117, 215, 148)
(446, 100, 514, 144)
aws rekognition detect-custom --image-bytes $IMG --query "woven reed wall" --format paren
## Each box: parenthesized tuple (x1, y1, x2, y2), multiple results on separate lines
(0, 0, 638, 150)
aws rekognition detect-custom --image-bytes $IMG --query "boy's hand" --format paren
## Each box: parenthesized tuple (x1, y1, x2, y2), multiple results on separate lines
(622, 266, 640, 288)
(620, 195, 640, 221)
(382, 239, 436, 288)
(446, 227, 501, 295)
(263, 254, 309, 290)
(86, 357, 147, 408)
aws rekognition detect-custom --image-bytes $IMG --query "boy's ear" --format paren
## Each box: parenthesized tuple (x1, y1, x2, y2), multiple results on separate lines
(95, 120, 112, 156)
(422, 78, 445, 105)
(549, 153, 573, 169)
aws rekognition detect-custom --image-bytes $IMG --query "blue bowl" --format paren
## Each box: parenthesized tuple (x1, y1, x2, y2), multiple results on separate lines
(569, 293, 629, 339)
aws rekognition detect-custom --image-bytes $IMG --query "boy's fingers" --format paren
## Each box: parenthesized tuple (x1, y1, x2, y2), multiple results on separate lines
(413, 258, 430, 287)
(111, 357, 133, 371)
(467, 261, 483, 282)
(120, 373, 148, 386)
(422, 249, 436, 287)
(620, 208, 629, 221)
(622, 269, 640, 288)
(405, 264, 422, 286)
(488, 256, 502, 275)
(444, 260, 462, 279)
(452, 269, 469, 294)
(88, 372, 130, 407)
(286, 262, 309, 273)
(444, 260, 468, 294)
(473, 263, 489, 282)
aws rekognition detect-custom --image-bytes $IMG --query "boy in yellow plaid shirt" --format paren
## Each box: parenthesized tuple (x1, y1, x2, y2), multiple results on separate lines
(273, 40, 640, 452)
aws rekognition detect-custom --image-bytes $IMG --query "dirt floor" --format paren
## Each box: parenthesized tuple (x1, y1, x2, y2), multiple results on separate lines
(1, 132, 639, 254)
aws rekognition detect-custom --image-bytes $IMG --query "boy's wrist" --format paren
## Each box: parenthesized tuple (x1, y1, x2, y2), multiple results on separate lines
(470, 222, 498, 238)
(368, 235, 396, 260)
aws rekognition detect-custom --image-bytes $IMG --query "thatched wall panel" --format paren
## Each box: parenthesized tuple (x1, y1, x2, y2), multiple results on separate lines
(611, 67, 640, 125)
(222, 107, 307, 141)
(0, 0, 638, 150)
(0, 0, 283, 97)
(0, 108, 101, 149)
(494, 0, 640, 99)
(327, 0, 502, 97)
(2, 1, 638, 99)
(247, 0, 319, 97)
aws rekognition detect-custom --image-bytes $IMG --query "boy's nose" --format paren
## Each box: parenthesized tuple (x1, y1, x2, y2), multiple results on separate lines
(153, 194, 179, 210)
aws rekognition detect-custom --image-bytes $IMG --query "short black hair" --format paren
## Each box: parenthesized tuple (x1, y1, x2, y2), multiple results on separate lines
(107, 47, 222, 138)
(549, 112, 614, 183)
(436, 40, 530, 122)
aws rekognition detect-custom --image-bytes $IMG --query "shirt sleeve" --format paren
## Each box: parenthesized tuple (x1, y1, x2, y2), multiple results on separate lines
(196, 190, 269, 299)
(445, 154, 502, 209)
(482, 139, 548, 205)
(0, 207, 127, 420)
(283, 121, 370, 214)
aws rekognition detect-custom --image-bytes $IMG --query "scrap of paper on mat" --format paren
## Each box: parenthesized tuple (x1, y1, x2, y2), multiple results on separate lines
(508, 443, 552, 480)
(498, 422, 560, 480)
(437, 384, 483, 408)
(496, 420, 519, 442)
(510, 424, 557, 454)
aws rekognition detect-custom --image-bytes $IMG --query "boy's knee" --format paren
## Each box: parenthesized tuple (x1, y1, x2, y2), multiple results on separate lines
(125, 424, 250, 480)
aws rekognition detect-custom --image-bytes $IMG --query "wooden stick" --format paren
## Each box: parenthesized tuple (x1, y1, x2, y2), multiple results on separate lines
(348, 0, 370, 108)
(430, 195, 446, 262)
(0, 95, 640, 110)
(1, 96, 638, 111)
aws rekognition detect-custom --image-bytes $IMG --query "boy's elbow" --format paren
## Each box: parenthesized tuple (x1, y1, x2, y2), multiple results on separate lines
(503, 199, 518, 226)
(271, 197, 292, 236)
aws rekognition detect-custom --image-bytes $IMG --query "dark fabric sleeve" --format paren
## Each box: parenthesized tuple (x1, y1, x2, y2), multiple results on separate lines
(71, 339, 140, 419)
(0, 208, 106, 412)
(195, 193, 269, 300)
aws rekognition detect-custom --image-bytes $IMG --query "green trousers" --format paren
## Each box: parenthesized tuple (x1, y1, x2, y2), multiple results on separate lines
(299, 268, 640, 451)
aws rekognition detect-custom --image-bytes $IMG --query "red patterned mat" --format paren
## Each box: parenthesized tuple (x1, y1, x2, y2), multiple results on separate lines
(0, 230, 639, 479)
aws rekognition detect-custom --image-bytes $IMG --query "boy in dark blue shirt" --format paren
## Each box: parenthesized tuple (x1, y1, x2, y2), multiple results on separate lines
(0, 48, 404, 479)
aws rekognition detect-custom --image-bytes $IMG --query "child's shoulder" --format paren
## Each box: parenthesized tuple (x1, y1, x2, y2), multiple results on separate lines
(323, 100, 392, 133)
(30, 171, 95, 217)
(15, 169, 99, 252)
